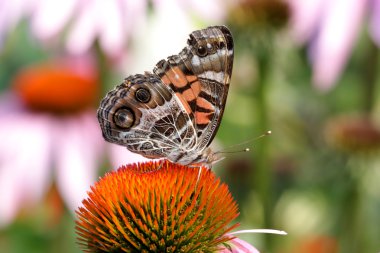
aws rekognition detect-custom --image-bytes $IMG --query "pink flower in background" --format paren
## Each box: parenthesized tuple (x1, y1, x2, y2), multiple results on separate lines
(287, 0, 380, 91)
(0, 0, 228, 60)
(0, 0, 147, 58)
(0, 58, 146, 227)
(0, 0, 230, 228)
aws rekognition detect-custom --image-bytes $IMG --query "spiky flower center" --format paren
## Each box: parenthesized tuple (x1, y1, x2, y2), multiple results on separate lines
(76, 160, 239, 253)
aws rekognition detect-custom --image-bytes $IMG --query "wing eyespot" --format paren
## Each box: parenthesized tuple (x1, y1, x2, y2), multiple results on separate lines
(114, 108, 135, 129)
(218, 41, 225, 49)
(135, 88, 151, 103)
(196, 45, 208, 57)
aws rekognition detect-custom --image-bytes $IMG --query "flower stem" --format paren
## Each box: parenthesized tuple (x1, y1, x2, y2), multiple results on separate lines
(251, 32, 275, 250)
(362, 39, 379, 113)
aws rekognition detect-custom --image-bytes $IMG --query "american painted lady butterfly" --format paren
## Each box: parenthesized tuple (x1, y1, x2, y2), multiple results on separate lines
(97, 26, 234, 166)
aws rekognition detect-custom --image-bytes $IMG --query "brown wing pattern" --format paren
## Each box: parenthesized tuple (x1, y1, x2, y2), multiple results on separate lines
(97, 26, 234, 165)
(153, 26, 234, 149)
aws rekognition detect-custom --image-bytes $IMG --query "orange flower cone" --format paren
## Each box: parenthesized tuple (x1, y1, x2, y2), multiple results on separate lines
(76, 160, 240, 252)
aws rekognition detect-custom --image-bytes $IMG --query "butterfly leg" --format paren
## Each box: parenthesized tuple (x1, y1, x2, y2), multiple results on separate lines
(156, 159, 165, 170)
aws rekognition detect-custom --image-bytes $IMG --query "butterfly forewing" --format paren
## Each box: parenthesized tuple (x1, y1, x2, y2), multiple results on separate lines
(153, 26, 234, 149)
(97, 26, 234, 165)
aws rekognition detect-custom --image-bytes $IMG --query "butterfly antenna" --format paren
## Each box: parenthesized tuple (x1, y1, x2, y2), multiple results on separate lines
(214, 130, 272, 154)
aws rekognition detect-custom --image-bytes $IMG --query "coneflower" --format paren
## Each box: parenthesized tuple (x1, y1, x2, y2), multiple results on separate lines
(76, 160, 264, 252)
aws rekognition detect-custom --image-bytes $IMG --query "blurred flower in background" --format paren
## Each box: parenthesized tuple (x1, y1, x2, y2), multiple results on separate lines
(325, 114, 380, 153)
(0, 0, 228, 225)
(0, 0, 228, 63)
(287, 0, 380, 90)
(229, 0, 290, 31)
(0, 57, 103, 227)
(293, 235, 339, 253)
(0, 56, 151, 227)
(0, 0, 147, 60)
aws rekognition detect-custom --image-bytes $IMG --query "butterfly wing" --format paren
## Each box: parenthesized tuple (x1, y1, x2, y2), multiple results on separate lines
(153, 26, 234, 150)
(97, 26, 233, 164)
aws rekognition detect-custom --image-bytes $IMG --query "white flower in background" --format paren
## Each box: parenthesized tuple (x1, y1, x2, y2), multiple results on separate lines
(287, 0, 380, 91)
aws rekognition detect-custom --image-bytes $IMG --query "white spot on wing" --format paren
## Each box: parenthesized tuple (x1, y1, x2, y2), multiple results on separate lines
(199, 71, 224, 83)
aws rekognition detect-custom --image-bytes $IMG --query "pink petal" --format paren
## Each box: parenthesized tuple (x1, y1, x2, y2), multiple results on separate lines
(127, 0, 193, 74)
(30, 0, 77, 40)
(66, 1, 99, 55)
(369, 0, 380, 47)
(97, 0, 125, 58)
(219, 238, 260, 253)
(0, 113, 52, 227)
(120, 0, 147, 39)
(53, 111, 104, 211)
(0, 0, 34, 45)
(310, 0, 367, 90)
(183, 0, 227, 22)
(286, 0, 326, 43)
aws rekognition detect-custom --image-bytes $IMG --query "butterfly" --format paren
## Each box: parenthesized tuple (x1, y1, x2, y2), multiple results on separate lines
(97, 26, 234, 166)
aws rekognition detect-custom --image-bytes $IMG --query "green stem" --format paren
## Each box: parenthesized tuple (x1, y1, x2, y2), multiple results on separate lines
(362, 40, 379, 112)
(94, 41, 111, 95)
(252, 33, 274, 250)
(338, 159, 364, 253)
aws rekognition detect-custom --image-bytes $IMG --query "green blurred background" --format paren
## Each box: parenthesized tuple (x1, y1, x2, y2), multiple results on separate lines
(1, 0, 380, 252)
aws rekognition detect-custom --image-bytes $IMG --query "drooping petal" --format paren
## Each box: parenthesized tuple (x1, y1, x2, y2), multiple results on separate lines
(30, 0, 78, 40)
(219, 237, 260, 253)
(54, 111, 103, 212)
(120, 0, 147, 39)
(65, 1, 99, 55)
(0, 113, 52, 227)
(128, 0, 194, 74)
(183, 0, 228, 22)
(369, 0, 380, 47)
(286, 0, 325, 43)
(97, 0, 125, 58)
(310, 0, 367, 90)
(0, 0, 34, 46)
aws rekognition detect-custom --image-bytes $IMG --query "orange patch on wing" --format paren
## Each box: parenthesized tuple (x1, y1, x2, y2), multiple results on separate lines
(175, 92, 192, 114)
(190, 81, 201, 96)
(195, 112, 213, 125)
(182, 88, 197, 102)
(196, 97, 214, 112)
(161, 75, 171, 85)
(181, 81, 202, 103)
(186, 75, 197, 83)
(166, 67, 188, 88)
